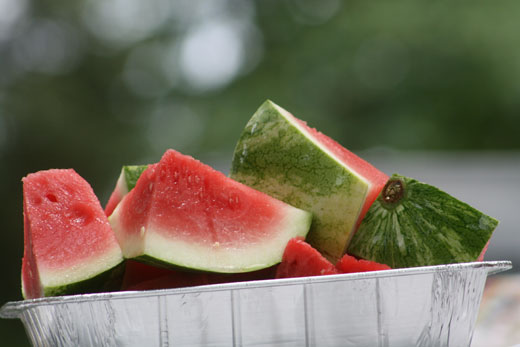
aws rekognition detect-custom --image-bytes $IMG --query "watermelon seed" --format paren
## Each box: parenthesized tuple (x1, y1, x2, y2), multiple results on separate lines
(140, 226, 146, 238)
(46, 194, 57, 203)
(382, 179, 404, 204)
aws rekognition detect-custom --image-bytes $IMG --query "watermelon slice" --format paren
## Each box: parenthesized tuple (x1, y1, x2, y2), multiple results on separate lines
(105, 165, 149, 217)
(230, 100, 389, 262)
(347, 174, 499, 268)
(336, 254, 391, 273)
(109, 149, 313, 273)
(275, 238, 338, 278)
(22, 169, 125, 299)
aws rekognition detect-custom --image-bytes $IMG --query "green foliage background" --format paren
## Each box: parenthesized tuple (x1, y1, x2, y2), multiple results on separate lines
(1, 1, 519, 345)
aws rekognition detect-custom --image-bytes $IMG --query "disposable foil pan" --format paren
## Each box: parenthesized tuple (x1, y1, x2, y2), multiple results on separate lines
(1, 261, 511, 347)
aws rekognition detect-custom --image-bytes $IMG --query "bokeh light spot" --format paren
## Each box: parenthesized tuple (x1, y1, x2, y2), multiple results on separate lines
(11, 19, 84, 75)
(179, 20, 244, 92)
(0, 0, 28, 42)
(81, 0, 172, 47)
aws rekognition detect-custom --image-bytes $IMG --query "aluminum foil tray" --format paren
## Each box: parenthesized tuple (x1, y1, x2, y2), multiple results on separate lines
(1, 261, 511, 347)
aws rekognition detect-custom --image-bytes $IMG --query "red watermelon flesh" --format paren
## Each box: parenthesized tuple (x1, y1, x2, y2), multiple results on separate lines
(110, 149, 312, 273)
(105, 185, 124, 217)
(22, 169, 124, 298)
(336, 254, 391, 273)
(276, 238, 338, 278)
(478, 241, 490, 261)
(291, 116, 388, 229)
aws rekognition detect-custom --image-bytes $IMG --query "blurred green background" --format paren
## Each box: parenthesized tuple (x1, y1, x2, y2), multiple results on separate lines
(2, 0, 520, 345)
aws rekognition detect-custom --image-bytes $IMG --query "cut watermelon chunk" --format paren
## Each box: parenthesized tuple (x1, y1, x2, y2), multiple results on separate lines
(105, 165, 149, 217)
(276, 238, 338, 278)
(347, 174, 498, 268)
(22, 169, 124, 299)
(230, 100, 388, 262)
(336, 254, 391, 273)
(109, 149, 312, 273)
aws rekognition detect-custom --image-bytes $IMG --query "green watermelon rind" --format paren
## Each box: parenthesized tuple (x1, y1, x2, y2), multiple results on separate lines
(123, 165, 149, 192)
(230, 100, 370, 261)
(33, 261, 126, 298)
(347, 174, 499, 268)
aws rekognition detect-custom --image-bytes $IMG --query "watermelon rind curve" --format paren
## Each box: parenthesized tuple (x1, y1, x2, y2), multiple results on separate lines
(347, 174, 499, 268)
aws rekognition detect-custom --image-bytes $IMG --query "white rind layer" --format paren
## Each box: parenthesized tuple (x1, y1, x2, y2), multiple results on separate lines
(116, 168, 130, 196)
(112, 200, 312, 272)
(109, 203, 144, 259)
(38, 245, 124, 288)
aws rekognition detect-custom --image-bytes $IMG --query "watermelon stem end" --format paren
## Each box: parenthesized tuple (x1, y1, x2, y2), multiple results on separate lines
(381, 178, 405, 205)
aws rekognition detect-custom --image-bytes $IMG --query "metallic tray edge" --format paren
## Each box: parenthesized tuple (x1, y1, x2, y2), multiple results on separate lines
(1, 260, 512, 319)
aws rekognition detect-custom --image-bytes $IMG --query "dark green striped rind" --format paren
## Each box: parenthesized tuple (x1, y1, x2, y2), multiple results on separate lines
(347, 174, 498, 268)
(133, 251, 280, 274)
(38, 261, 126, 298)
(230, 100, 369, 262)
(123, 165, 149, 191)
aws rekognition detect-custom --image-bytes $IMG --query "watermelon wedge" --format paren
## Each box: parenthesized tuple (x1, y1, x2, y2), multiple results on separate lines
(109, 149, 313, 273)
(105, 165, 149, 217)
(275, 238, 338, 278)
(230, 100, 389, 262)
(22, 169, 124, 299)
(347, 174, 499, 268)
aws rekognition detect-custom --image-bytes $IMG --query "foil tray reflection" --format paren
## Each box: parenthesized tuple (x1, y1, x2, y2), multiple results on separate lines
(0, 261, 512, 347)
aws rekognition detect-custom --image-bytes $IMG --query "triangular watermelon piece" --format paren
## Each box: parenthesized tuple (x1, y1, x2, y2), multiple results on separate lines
(336, 254, 391, 273)
(230, 100, 389, 262)
(22, 169, 124, 299)
(109, 149, 312, 273)
(275, 238, 338, 278)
